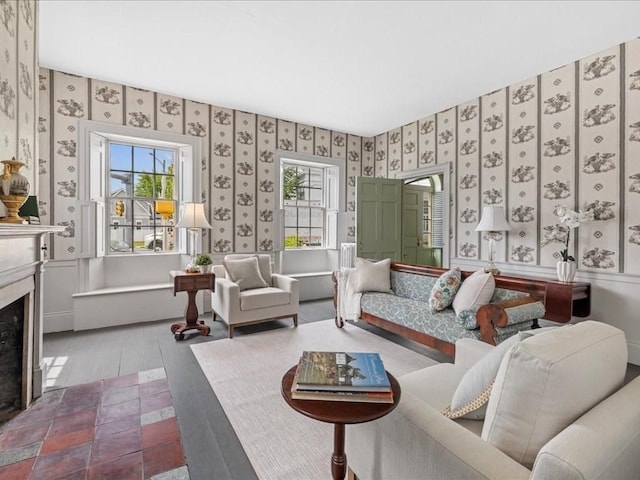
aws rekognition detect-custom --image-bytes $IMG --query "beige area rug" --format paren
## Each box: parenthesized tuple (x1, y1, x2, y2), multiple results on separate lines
(190, 319, 438, 480)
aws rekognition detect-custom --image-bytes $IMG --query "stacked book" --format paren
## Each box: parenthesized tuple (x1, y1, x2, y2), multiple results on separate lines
(291, 351, 393, 403)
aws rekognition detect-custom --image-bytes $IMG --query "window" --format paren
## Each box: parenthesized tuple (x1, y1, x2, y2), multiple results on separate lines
(108, 142, 176, 254)
(276, 152, 344, 251)
(77, 120, 201, 259)
(283, 163, 325, 248)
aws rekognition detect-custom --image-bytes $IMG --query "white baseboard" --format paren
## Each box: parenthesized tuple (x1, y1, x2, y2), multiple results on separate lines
(44, 310, 74, 333)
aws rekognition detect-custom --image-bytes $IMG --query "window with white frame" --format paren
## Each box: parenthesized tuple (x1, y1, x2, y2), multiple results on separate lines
(283, 163, 325, 248)
(108, 142, 177, 254)
(278, 154, 343, 250)
(77, 120, 201, 259)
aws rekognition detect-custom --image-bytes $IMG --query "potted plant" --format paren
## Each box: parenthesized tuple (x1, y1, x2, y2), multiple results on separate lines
(195, 253, 213, 273)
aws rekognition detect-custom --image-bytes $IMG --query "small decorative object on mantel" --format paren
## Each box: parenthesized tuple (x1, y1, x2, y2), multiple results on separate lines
(541, 205, 594, 282)
(0, 157, 30, 224)
(195, 253, 213, 273)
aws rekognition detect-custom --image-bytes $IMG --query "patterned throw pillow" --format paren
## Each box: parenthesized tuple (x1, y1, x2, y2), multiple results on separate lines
(428, 268, 462, 313)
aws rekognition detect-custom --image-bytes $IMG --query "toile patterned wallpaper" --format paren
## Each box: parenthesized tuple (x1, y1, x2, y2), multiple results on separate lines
(376, 37, 640, 275)
(33, 33, 640, 274)
(0, 0, 37, 200)
(38, 68, 373, 259)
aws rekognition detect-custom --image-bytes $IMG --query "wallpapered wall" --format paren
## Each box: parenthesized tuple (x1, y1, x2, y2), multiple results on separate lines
(0, 0, 37, 197)
(38, 69, 374, 260)
(375, 37, 640, 275)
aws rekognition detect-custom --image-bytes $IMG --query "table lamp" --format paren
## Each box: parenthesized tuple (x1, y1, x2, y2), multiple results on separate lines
(475, 206, 511, 275)
(175, 202, 212, 272)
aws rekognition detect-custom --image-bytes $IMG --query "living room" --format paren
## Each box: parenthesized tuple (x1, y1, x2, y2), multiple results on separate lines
(2, 1, 640, 479)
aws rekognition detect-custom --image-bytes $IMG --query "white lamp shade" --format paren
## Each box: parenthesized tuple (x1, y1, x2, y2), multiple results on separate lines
(175, 202, 212, 230)
(475, 206, 511, 232)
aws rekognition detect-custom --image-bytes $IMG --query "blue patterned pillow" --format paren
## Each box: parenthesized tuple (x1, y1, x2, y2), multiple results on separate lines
(428, 268, 462, 313)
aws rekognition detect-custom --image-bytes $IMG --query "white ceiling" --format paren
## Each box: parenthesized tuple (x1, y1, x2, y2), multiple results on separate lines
(39, 1, 640, 137)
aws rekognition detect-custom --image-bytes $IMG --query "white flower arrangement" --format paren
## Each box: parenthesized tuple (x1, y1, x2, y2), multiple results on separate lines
(541, 205, 594, 262)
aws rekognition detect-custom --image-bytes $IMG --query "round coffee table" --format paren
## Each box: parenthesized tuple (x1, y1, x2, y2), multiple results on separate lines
(281, 365, 401, 480)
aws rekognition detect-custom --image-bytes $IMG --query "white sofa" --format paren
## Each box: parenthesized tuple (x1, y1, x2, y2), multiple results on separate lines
(212, 254, 299, 338)
(347, 321, 640, 479)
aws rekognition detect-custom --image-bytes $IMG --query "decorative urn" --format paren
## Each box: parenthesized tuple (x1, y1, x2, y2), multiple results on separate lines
(0, 158, 30, 224)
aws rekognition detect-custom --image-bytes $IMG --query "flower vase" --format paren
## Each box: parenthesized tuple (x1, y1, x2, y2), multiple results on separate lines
(556, 260, 576, 283)
(0, 158, 30, 224)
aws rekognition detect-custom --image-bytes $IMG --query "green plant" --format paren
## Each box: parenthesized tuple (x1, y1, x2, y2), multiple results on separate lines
(195, 253, 213, 265)
(284, 234, 305, 248)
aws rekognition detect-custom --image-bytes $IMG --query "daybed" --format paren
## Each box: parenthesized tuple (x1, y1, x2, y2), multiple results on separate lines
(335, 262, 590, 356)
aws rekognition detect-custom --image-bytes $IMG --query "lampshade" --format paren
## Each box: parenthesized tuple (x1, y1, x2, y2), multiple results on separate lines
(475, 206, 511, 232)
(175, 202, 212, 230)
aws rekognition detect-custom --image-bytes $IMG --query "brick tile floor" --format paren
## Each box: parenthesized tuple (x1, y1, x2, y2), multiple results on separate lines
(0, 368, 189, 479)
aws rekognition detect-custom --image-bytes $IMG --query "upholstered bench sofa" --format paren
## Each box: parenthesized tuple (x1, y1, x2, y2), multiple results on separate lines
(336, 262, 587, 356)
(346, 321, 640, 480)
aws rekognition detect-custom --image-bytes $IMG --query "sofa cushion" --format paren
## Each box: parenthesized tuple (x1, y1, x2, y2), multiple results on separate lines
(239, 287, 290, 311)
(354, 257, 392, 293)
(481, 321, 627, 469)
(452, 270, 495, 315)
(224, 256, 269, 291)
(428, 268, 462, 313)
(225, 254, 272, 286)
(442, 333, 520, 420)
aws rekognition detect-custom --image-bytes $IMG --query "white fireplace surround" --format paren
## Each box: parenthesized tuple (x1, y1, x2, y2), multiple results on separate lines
(0, 225, 64, 407)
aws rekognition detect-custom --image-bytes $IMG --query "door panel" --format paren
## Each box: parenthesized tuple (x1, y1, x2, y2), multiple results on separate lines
(356, 177, 402, 261)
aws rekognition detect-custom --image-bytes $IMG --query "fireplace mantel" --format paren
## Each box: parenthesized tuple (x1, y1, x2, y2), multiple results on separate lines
(0, 224, 64, 410)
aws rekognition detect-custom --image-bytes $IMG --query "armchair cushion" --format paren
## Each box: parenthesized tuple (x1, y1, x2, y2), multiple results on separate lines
(481, 321, 627, 469)
(239, 287, 290, 311)
(223, 256, 269, 291)
(224, 254, 273, 287)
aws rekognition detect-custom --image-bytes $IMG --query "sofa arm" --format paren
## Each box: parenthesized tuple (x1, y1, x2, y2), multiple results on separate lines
(346, 390, 531, 480)
(272, 274, 299, 305)
(476, 297, 546, 345)
(455, 338, 495, 370)
(212, 277, 241, 321)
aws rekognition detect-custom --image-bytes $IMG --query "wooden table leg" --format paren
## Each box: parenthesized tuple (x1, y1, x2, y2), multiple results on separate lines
(170, 289, 210, 340)
(185, 290, 199, 325)
(331, 423, 347, 480)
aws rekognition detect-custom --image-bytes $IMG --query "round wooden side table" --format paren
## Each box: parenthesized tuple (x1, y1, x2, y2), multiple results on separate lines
(281, 365, 401, 480)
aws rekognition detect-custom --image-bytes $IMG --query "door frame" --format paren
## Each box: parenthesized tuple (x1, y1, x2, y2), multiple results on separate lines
(394, 164, 450, 268)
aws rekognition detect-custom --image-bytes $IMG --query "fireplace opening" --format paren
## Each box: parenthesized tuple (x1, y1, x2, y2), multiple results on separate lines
(0, 296, 25, 423)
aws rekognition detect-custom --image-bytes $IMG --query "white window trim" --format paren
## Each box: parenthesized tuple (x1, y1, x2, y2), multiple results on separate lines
(274, 150, 346, 252)
(77, 120, 202, 259)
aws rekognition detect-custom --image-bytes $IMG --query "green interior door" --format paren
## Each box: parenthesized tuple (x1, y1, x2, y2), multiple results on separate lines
(356, 177, 402, 261)
(402, 185, 421, 264)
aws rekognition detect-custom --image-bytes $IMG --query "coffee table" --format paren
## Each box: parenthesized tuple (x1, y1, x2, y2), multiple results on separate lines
(281, 365, 401, 480)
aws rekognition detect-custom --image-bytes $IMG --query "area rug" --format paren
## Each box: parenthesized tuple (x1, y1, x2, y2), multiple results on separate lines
(190, 319, 438, 480)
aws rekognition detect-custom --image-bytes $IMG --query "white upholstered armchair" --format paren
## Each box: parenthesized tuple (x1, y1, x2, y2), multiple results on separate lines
(212, 254, 299, 338)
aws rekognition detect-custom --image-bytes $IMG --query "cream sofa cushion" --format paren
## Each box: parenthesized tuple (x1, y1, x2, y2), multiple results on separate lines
(452, 269, 495, 315)
(225, 254, 272, 286)
(481, 321, 627, 469)
(354, 257, 392, 293)
(239, 287, 290, 311)
(224, 256, 269, 291)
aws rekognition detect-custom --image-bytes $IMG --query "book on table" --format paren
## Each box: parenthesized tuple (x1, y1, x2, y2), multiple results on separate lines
(291, 387, 394, 404)
(295, 351, 391, 392)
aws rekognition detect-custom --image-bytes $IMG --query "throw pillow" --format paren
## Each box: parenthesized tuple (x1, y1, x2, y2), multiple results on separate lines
(428, 267, 461, 313)
(452, 269, 495, 316)
(354, 257, 392, 293)
(223, 256, 269, 291)
(441, 333, 521, 420)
